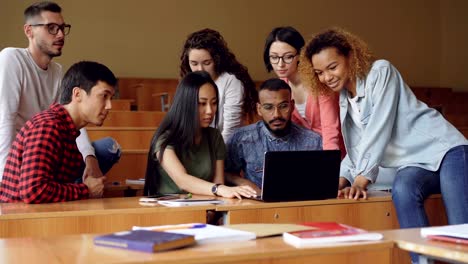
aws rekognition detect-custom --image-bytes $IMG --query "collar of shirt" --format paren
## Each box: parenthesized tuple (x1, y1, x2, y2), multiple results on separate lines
(259, 121, 293, 143)
(50, 103, 80, 138)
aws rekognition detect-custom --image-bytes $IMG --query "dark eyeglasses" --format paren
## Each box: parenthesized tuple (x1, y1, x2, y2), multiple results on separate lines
(269, 54, 297, 64)
(30, 23, 71, 35)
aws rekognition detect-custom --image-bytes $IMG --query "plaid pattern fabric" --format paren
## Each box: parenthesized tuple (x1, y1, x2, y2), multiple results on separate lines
(0, 104, 89, 203)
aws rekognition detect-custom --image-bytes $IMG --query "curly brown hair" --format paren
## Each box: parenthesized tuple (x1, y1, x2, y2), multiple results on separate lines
(299, 27, 375, 96)
(180, 28, 258, 120)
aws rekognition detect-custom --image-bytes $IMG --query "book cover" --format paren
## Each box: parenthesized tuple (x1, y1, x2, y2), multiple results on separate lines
(157, 198, 224, 207)
(421, 224, 468, 240)
(94, 230, 195, 252)
(427, 235, 468, 245)
(283, 222, 383, 248)
(133, 223, 256, 244)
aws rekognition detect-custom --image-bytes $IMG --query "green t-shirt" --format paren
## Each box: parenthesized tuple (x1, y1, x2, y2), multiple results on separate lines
(153, 127, 225, 194)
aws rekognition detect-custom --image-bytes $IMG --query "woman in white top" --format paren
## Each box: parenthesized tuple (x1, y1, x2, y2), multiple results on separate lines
(180, 28, 258, 142)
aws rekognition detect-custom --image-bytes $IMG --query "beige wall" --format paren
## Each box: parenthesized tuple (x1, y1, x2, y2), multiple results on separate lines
(1, 0, 466, 91)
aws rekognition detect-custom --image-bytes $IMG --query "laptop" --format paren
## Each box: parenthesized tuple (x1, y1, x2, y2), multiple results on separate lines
(256, 150, 341, 202)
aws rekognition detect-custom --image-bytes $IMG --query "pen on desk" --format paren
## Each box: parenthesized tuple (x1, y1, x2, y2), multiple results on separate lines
(150, 223, 206, 231)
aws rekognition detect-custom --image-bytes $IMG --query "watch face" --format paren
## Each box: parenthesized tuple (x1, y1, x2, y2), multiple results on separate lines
(211, 184, 219, 194)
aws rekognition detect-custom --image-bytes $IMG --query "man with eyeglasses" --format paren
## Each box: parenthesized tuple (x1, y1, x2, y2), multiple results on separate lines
(225, 78, 323, 193)
(0, 1, 120, 184)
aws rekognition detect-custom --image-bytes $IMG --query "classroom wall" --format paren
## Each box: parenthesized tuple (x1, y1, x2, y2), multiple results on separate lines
(1, 0, 467, 91)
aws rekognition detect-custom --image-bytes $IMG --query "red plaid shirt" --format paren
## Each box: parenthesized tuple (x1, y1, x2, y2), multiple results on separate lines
(0, 104, 89, 203)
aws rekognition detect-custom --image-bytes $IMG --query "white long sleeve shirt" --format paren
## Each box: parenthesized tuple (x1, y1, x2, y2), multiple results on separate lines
(0, 48, 94, 181)
(213, 72, 244, 142)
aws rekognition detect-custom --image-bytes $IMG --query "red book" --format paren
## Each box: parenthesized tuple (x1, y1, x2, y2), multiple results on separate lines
(283, 222, 383, 248)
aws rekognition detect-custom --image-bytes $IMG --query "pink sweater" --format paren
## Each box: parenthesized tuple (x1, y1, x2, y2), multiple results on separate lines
(291, 92, 346, 158)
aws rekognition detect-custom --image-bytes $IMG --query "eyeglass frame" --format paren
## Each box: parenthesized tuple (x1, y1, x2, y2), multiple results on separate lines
(259, 102, 292, 114)
(29, 23, 71, 35)
(269, 54, 298, 64)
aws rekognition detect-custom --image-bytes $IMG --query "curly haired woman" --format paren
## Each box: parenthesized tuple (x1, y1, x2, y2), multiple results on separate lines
(180, 28, 258, 142)
(300, 27, 467, 263)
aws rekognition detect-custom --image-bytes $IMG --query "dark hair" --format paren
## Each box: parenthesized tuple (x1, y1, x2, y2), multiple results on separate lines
(144, 71, 219, 195)
(259, 78, 291, 93)
(60, 61, 117, 104)
(179, 28, 258, 120)
(263, 26, 305, 72)
(24, 1, 62, 22)
(299, 27, 375, 96)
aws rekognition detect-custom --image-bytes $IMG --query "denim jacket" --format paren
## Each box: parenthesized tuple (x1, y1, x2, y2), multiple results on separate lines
(225, 121, 323, 188)
(340, 60, 467, 183)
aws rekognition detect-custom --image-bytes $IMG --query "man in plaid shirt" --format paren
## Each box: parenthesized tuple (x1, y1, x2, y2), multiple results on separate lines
(0, 61, 117, 203)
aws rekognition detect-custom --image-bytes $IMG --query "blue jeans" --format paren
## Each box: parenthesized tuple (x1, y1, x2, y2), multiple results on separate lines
(392, 145, 468, 263)
(78, 137, 121, 180)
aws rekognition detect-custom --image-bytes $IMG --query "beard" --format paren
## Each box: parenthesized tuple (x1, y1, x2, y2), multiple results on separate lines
(37, 40, 63, 58)
(263, 118, 292, 138)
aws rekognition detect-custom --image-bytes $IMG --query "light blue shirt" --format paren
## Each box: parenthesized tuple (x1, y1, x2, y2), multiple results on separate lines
(340, 60, 467, 183)
(225, 121, 323, 188)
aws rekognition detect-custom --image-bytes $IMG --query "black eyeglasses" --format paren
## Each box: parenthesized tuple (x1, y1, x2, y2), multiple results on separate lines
(30, 23, 71, 35)
(269, 54, 297, 64)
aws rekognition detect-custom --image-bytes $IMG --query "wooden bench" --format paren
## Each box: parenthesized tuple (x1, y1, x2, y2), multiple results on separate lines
(101, 110, 165, 127)
(110, 99, 135, 111)
(105, 149, 148, 184)
(87, 126, 154, 149)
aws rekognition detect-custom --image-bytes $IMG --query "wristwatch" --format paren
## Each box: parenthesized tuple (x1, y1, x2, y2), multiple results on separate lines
(211, 183, 221, 196)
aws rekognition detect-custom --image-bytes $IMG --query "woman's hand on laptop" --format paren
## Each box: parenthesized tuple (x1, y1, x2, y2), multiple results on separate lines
(217, 185, 258, 199)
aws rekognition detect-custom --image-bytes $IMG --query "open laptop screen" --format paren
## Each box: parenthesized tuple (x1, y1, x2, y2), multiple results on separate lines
(259, 150, 341, 202)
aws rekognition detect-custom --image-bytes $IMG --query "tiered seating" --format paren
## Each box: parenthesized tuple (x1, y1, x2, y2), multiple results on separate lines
(411, 86, 468, 137)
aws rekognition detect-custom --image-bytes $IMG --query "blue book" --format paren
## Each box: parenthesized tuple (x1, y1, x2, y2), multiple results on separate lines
(94, 230, 196, 252)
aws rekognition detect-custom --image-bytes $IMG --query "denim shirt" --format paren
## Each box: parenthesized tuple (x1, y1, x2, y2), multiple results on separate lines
(225, 121, 323, 188)
(340, 60, 467, 183)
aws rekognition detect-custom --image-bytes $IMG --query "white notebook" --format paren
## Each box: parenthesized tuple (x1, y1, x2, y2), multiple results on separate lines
(133, 223, 256, 244)
(420, 224, 468, 239)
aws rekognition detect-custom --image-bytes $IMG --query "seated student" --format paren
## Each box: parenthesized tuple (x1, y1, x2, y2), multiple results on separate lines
(180, 28, 258, 142)
(0, 61, 117, 203)
(144, 71, 257, 199)
(225, 78, 323, 193)
(300, 27, 467, 263)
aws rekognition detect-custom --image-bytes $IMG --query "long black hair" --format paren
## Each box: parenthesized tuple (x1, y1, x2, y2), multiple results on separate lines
(144, 71, 219, 195)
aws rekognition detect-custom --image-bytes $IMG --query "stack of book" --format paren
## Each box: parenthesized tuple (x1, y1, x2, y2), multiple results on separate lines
(421, 224, 468, 244)
(282, 222, 383, 248)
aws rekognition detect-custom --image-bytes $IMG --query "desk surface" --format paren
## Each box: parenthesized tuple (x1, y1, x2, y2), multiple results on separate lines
(215, 190, 394, 211)
(0, 196, 216, 220)
(381, 228, 468, 263)
(0, 233, 394, 264)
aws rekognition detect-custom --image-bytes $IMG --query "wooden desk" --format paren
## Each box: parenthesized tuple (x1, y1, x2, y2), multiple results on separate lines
(216, 192, 447, 231)
(0, 233, 394, 264)
(382, 228, 468, 263)
(0, 197, 213, 238)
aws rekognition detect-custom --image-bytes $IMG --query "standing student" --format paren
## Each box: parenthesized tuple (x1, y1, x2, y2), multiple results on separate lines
(144, 71, 257, 199)
(300, 27, 467, 263)
(264, 26, 344, 155)
(180, 28, 258, 142)
(0, 1, 120, 182)
(0, 61, 117, 203)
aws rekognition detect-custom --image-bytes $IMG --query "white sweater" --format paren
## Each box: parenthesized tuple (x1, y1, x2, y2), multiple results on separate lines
(213, 72, 244, 142)
(0, 48, 94, 180)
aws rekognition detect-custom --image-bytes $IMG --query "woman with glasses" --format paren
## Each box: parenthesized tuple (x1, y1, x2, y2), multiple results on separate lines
(180, 28, 258, 142)
(144, 71, 257, 199)
(300, 27, 467, 263)
(264, 27, 344, 156)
